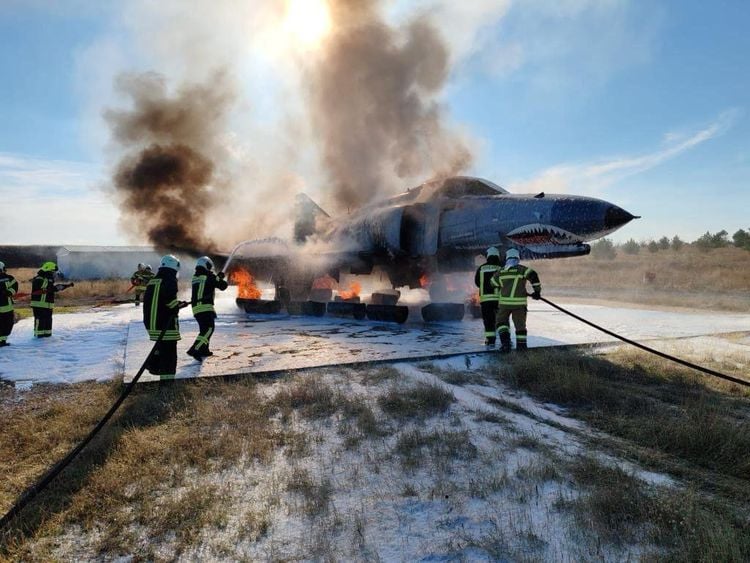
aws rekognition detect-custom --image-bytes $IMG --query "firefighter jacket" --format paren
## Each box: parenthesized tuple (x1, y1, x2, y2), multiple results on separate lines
(0, 273, 18, 313)
(474, 256, 502, 302)
(131, 269, 155, 287)
(30, 271, 56, 309)
(490, 264, 542, 308)
(143, 268, 181, 341)
(191, 267, 228, 316)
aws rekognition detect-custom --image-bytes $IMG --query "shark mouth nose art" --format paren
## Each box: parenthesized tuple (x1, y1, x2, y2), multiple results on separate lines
(506, 223, 582, 246)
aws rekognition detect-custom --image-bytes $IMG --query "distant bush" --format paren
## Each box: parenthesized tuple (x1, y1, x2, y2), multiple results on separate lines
(620, 239, 640, 255)
(671, 235, 684, 251)
(733, 228, 750, 251)
(694, 230, 730, 251)
(647, 240, 659, 253)
(591, 238, 616, 260)
(657, 236, 670, 250)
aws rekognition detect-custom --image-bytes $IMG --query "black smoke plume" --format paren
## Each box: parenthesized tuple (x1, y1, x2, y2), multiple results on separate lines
(106, 71, 235, 252)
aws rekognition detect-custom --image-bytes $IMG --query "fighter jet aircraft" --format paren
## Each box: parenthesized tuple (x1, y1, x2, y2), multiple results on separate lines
(224, 176, 637, 300)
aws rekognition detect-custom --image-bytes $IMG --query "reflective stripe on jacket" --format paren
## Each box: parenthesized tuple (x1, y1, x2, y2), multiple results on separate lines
(474, 263, 501, 302)
(131, 270, 154, 287)
(191, 268, 228, 316)
(490, 264, 542, 307)
(143, 270, 181, 341)
(0, 274, 18, 313)
(30, 274, 55, 309)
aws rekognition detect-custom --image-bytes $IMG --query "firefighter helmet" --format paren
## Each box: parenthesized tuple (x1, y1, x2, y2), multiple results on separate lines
(196, 256, 214, 271)
(145, 265, 153, 272)
(41, 261, 58, 272)
(160, 255, 180, 272)
(505, 248, 520, 260)
(0, 261, 5, 272)
(137, 262, 146, 270)
(486, 247, 500, 258)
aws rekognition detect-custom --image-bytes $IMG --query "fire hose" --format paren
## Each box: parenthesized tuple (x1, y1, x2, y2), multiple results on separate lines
(0, 308, 185, 534)
(13, 283, 74, 300)
(539, 296, 750, 388)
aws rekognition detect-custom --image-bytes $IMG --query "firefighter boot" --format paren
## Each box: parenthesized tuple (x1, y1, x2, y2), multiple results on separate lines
(499, 332, 512, 354)
(186, 347, 203, 362)
(516, 330, 528, 351)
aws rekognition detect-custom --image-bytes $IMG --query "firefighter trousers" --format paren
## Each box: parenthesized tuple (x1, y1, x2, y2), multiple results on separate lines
(146, 340, 177, 380)
(32, 307, 53, 337)
(0, 311, 14, 344)
(496, 306, 528, 350)
(133, 286, 146, 305)
(190, 311, 216, 355)
(480, 301, 498, 343)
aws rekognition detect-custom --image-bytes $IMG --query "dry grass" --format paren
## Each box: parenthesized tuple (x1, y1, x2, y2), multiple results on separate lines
(394, 428, 477, 468)
(490, 349, 750, 481)
(378, 382, 455, 420)
(3, 350, 750, 560)
(269, 376, 339, 421)
(562, 456, 750, 560)
(7, 268, 133, 317)
(534, 246, 750, 311)
(0, 378, 288, 559)
(285, 467, 333, 517)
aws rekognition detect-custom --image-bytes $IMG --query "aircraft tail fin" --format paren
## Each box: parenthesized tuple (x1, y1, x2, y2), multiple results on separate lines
(294, 194, 330, 243)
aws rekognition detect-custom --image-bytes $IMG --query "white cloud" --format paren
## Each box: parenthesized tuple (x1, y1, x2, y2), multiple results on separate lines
(512, 109, 741, 195)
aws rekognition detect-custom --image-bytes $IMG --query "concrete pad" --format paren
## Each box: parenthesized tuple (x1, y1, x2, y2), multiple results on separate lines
(123, 296, 750, 383)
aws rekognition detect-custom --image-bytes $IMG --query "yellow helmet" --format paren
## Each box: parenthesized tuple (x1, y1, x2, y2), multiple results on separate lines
(40, 261, 58, 272)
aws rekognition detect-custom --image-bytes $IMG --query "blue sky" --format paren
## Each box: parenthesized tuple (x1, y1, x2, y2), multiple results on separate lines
(0, 0, 748, 245)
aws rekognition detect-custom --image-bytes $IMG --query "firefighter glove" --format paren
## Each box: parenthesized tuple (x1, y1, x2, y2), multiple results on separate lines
(217, 271, 226, 280)
(531, 290, 541, 300)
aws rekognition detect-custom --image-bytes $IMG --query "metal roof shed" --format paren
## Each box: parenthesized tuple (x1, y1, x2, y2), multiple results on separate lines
(57, 246, 163, 280)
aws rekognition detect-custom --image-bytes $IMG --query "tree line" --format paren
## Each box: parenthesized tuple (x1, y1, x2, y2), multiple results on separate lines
(589, 228, 750, 259)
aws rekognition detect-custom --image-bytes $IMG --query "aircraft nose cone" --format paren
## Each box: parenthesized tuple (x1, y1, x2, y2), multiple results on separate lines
(604, 205, 638, 229)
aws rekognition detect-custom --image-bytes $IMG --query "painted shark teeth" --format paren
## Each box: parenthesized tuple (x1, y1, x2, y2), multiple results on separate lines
(506, 223, 581, 245)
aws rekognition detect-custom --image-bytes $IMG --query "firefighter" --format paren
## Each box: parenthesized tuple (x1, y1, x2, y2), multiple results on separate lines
(130, 263, 154, 306)
(474, 247, 502, 346)
(490, 248, 542, 353)
(0, 261, 19, 347)
(30, 261, 60, 338)
(143, 255, 187, 380)
(187, 256, 228, 361)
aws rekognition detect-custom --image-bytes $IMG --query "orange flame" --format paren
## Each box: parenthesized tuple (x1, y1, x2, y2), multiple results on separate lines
(419, 274, 430, 288)
(338, 281, 362, 300)
(469, 291, 480, 306)
(230, 267, 262, 299)
(312, 274, 337, 290)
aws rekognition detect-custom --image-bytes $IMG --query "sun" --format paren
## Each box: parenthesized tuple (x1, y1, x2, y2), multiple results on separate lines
(284, 0, 332, 49)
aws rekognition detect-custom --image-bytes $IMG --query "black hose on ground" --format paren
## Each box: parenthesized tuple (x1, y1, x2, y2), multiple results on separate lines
(539, 296, 750, 388)
(0, 314, 180, 533)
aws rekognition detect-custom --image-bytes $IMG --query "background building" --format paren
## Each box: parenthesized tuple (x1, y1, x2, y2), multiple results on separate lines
(56, 246, 163, 279)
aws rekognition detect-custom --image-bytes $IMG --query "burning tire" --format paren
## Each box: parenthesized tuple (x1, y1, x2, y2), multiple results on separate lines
(421, 303, 465, 322)
(366, 304, 409, 324)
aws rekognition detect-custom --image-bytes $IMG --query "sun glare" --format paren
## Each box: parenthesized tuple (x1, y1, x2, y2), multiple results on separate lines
(284, 0, 331, 49)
